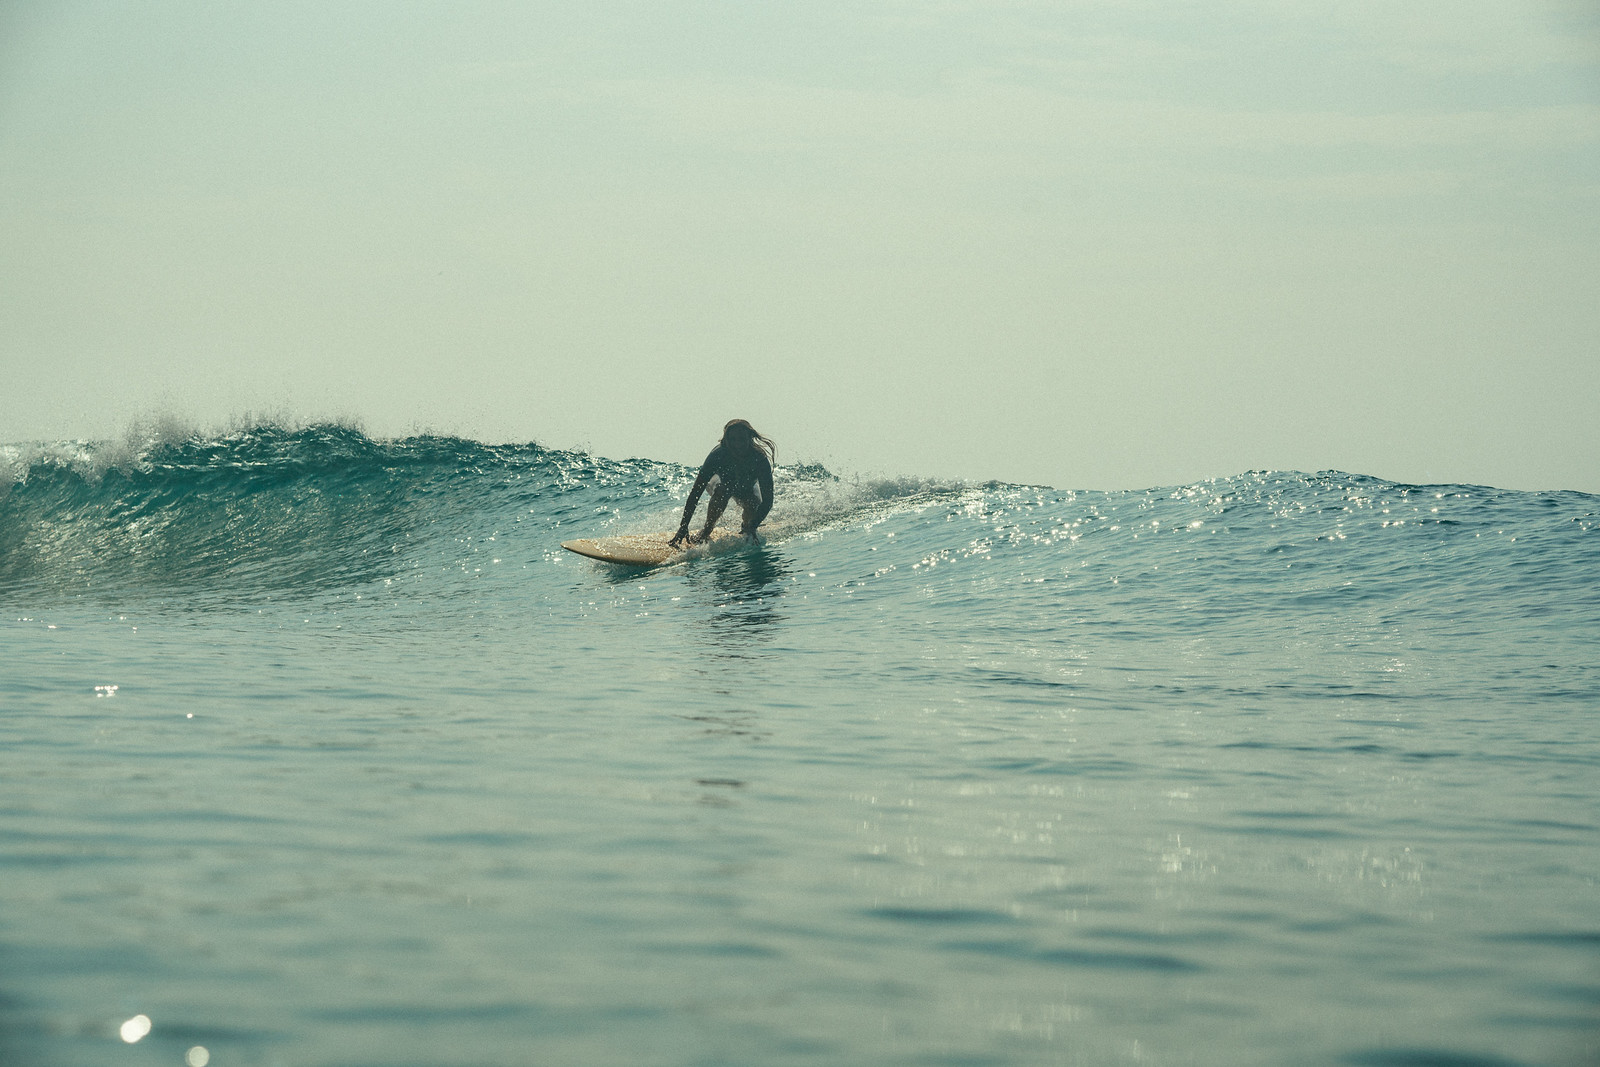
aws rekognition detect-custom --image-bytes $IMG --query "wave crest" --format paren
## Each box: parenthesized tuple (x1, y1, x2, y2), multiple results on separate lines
(0, 421, 872, 597)
(0, 422, 555, 596)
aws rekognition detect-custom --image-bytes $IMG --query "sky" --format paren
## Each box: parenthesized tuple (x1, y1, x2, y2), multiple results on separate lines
(1, 1, 1597, 492)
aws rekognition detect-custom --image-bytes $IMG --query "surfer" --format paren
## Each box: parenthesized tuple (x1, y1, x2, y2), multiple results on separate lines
(669, 419, 776, 547)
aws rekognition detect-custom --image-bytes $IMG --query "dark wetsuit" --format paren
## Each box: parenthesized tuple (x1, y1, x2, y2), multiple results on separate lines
(674, 444, 774, 543)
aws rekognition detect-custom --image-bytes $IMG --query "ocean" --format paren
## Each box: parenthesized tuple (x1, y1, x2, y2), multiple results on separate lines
(2, 423, 1596, 1067)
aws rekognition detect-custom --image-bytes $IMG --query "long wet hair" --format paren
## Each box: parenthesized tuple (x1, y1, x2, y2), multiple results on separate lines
(721, 419, 776, 464)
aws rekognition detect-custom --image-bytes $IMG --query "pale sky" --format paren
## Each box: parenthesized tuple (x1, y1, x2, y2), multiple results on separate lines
(2, 1, 1597, 491)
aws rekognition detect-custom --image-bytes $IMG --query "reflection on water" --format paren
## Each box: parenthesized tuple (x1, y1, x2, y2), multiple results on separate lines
(589, 542, 792, 657)
(686, 547, 791, 655)
(677, 709, 770, 741)
(702, 545, 790, 600)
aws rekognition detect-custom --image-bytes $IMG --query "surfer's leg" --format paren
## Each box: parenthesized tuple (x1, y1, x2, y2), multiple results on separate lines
(734, 494, 758, 536)
(695, 485, 730, 541)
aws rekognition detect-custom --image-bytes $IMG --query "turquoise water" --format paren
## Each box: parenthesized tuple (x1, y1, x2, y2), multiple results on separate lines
(2, 425, 1597, 1066)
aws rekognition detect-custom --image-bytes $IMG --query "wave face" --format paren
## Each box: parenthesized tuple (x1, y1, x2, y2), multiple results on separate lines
(3, 423, 1595, 611)
(4, 423, 1599, 1066)
(0, 424, 689, 595)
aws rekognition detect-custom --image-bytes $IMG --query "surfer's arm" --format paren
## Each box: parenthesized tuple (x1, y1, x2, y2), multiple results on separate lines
(671, 462, 715, 546)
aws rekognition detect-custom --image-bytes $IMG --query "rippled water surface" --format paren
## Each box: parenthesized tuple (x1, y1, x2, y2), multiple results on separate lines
(2, 427, 1597, 1065)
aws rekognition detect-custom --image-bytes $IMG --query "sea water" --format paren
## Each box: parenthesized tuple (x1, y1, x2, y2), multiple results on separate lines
(1, 424, 1596, 1067)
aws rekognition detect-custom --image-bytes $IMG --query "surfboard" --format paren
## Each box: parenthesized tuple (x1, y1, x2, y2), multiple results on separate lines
(560, 528, 747, 567)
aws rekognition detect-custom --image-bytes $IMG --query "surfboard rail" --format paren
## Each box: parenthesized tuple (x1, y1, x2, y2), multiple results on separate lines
(560, 528, 748, 566)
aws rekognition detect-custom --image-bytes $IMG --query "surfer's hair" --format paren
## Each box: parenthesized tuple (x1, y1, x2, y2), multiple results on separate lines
(722, 419, 776, 463)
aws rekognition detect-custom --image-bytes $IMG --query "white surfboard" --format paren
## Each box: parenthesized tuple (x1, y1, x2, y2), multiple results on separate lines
(560, 528, 748, 566)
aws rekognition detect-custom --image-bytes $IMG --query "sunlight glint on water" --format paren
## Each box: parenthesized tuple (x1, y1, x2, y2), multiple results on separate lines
(0, 426, 1596, 1066)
